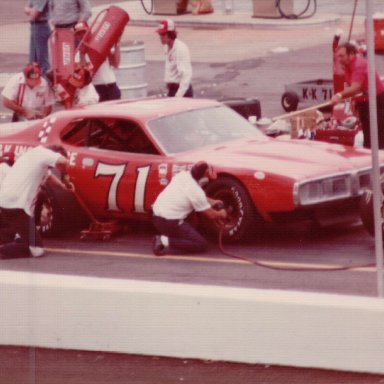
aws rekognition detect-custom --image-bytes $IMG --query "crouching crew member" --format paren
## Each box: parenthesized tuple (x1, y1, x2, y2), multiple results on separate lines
(151, 161, 227, 256)
(0, 145, 74, 259)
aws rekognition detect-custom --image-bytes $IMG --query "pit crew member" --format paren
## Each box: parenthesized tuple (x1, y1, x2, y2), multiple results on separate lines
(151, 161, 227, 255)
(1, 62, 54, 122)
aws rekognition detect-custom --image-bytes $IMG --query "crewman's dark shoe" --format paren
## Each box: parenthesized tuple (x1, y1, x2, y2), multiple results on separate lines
(152, 235, 166, 256)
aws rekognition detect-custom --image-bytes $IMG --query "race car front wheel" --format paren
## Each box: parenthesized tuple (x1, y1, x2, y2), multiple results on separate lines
(203, 176, 262, 243)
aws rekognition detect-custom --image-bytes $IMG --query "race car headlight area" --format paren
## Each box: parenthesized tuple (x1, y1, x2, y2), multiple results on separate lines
(294, 169, 376, 206)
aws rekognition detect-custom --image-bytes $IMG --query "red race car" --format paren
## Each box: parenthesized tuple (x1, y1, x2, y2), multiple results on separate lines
(0, 98, 381, 242)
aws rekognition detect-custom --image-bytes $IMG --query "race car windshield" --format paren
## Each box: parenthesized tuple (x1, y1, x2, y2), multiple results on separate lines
(147, 106, 263, 154)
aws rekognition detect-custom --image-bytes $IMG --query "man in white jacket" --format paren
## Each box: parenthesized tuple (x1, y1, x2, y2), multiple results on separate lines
(156, 19, 193, 98)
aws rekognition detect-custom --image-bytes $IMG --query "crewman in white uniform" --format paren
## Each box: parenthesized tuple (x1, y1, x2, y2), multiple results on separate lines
(151, 161, 227, 256)
(156, 19, 193, 98)
(1, 62, 54, 122)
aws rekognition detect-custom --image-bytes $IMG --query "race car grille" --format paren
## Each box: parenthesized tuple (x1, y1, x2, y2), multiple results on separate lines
(294, 174, 352, 206)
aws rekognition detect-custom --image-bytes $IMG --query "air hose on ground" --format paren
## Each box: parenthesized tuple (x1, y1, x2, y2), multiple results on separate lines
(217, 226, 375, 272)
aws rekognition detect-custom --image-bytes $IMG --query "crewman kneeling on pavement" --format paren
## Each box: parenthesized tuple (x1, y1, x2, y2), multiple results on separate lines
(151, 161, 227, 256)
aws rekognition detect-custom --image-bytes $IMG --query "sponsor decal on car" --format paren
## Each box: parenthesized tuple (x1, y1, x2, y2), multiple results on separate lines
(158, 163, 168, 177)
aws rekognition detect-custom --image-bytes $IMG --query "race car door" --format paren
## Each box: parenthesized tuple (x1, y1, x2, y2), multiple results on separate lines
(60, 116, 166, 220)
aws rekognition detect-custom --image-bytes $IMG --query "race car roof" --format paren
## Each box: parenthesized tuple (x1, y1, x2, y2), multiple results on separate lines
(80, 97, 222, 120)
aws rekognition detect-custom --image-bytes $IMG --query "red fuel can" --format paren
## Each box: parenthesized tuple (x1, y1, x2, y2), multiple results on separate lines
(49, 28, 75, 83)
(81, 6, 129, 73)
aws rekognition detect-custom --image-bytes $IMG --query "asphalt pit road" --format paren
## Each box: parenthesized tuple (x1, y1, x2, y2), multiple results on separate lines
(227, 58, 264, 70)
(214, 70, 239, 82)
(210, 63, 227, 68)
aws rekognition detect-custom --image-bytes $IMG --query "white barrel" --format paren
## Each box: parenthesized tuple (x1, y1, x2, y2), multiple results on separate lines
(116, 41, 147, 99)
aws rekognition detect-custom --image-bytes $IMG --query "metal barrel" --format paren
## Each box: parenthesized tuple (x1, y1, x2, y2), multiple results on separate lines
(116, 41, 147, 99)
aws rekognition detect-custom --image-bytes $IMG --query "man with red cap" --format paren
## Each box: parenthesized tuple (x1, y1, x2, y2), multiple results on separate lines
(156, 19, 194, 98)
(1, 62, 54, 122)
(151, 161, 227, 256)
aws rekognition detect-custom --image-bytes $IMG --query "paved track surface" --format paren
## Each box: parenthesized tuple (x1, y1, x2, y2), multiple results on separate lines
(1, 346, 384, 384)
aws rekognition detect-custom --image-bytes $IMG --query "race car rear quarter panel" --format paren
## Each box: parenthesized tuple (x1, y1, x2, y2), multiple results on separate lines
(0, 119, 45, 149)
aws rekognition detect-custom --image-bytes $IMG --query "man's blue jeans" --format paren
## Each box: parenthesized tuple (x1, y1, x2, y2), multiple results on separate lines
(30, 22, 51, 75)
(152, 215, 207, 254)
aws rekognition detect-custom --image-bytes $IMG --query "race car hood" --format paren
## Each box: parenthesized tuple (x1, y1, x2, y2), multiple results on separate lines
(187, 136, 378, 181)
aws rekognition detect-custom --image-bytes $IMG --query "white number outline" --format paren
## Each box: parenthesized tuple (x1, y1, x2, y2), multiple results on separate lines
(95, 162, 151, 213)
(135, 165, 151, 213)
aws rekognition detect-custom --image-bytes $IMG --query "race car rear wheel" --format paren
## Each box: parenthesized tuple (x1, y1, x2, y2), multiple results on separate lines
(203, 177, 262, 243)
(35, 185, 88, 237)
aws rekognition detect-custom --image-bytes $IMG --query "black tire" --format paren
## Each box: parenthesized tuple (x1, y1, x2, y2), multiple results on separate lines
(281, 91, 299, 112)
(202, 177, 262, 243)
(35, 185, 88, 237)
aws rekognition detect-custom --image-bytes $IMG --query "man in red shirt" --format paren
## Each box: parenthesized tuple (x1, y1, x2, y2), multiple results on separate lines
(331, 42, 384, 149)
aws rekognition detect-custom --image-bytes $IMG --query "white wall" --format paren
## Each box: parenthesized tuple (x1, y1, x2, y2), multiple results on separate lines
(0, 270, 384, 374)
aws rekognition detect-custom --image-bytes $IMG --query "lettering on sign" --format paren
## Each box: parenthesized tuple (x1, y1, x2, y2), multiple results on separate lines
(0, 144, 12, 156)
(15, 145, 30, 157)
(302, 87, 333, 101)
(62, 43, 71, 66)
(67, 151, 78, 167)
(95, 22, 111, 42)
